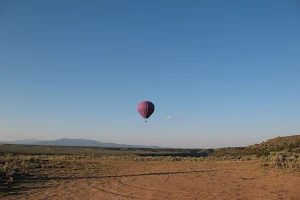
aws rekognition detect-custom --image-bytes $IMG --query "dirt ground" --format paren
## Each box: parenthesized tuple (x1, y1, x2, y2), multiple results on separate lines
(3, 160, 300, 200)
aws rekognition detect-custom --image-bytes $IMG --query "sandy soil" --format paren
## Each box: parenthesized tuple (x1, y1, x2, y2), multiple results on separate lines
(4, 160, 300, 200)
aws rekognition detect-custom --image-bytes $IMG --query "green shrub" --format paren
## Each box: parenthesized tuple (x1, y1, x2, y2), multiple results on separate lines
(260, 151, 300, 170)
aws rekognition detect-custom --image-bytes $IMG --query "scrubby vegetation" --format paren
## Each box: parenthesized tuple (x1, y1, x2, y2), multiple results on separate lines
(259, 151, 300, 170)
(0, 154, 41, 185)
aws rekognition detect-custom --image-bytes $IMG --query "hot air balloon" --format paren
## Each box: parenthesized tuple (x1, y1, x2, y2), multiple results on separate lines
(137, 101, 155, 123)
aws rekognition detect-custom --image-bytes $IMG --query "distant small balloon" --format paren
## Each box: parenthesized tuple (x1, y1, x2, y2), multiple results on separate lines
(137, 101, 155, 122)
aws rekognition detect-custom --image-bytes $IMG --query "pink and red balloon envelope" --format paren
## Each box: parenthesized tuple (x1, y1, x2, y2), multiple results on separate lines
(137, 101, 155, 119)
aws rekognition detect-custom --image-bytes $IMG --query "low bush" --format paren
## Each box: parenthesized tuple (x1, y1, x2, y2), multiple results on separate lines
(259, 151, 300, 170)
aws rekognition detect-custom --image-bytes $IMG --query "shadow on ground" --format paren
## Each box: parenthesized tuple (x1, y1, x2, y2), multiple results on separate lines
(1, 169, 218, 197)
(30, 169, 218, 181)
(0, 174, 54, 197)
(137, 149, 214, 157)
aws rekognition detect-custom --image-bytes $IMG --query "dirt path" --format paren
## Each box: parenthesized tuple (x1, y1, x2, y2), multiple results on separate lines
(4, 160, 300, 200)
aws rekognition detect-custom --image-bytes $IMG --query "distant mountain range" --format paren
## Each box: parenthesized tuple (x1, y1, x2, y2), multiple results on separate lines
(0, 138, 162, 148)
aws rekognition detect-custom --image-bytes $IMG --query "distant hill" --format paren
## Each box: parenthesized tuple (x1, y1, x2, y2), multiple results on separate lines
(245, 134, 300, 156)
(0, 138, 161, 149)
(209, 134, 300, 157)
(2, 135, 300, 156)
(248, 135, 300, 150)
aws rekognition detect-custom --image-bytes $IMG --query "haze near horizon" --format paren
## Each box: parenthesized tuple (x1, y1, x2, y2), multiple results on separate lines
(1, 0, 300, 148)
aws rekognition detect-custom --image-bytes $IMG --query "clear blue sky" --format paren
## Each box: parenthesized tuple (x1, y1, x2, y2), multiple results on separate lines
(1, 0, 300, 148)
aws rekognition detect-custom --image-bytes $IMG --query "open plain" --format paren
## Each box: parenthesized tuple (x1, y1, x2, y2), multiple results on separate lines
(1, 155, 300, 200)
